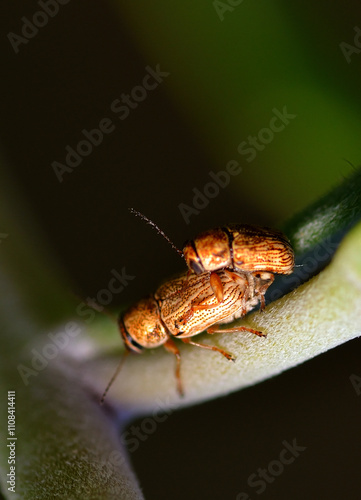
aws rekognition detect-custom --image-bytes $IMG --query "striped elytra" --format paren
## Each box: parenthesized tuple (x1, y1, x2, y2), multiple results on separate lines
(183, 224, 294, 276)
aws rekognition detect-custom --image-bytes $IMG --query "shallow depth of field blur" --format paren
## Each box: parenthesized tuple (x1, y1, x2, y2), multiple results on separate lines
(2, 1, 361, 499)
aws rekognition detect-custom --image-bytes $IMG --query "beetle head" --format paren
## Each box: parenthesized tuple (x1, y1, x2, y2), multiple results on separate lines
(120, 296, 169, 351)
(183, 228, 232, 274)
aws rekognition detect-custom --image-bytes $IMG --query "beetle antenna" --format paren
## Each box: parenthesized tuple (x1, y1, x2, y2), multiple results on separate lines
(100, 350, 130, 405)
(129, 208, 183, 257)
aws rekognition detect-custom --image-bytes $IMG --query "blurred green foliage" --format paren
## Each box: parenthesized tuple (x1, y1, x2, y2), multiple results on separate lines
(114, 0, 361, 219)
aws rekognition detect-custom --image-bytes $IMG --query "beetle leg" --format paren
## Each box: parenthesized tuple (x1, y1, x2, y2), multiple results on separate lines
(181, 336, 236, 361)
(178, 299, 223, 326)
(207, 324, 266, 337)
(209, 272, 224, 303)
(224, 269, 245, 284)
(163, 338, 184, 396)
(253, 272, 274, 311)
(223, 270, 252, 314)
(178, 273, 225, 326)
(259, 294, 266, 311)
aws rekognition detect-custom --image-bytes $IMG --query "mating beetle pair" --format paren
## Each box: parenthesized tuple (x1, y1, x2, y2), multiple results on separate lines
(101, 214, 294, 402)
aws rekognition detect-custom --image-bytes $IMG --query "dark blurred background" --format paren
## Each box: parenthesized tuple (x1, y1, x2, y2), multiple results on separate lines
(2, 1, 361, 498)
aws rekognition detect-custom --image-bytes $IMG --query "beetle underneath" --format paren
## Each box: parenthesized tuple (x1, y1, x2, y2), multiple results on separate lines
(101, 268, 270, 402)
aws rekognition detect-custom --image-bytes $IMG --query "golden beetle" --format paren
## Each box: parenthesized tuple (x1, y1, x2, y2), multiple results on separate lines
(183, 224, 294, 276)
(182, 224, 294, 309)
(102, 268, 270, 400)
(129, 210, 294, 308)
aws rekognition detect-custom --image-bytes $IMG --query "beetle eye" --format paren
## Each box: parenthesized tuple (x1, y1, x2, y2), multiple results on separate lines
(189, 260, 204, 274)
